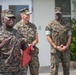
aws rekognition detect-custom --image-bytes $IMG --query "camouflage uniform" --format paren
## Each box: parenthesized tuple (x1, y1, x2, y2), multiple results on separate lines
(14, 21, 39, 75)
(0, 9, 27, 75)
(45, 20, 71, 75)
(0, 27, 26, 75)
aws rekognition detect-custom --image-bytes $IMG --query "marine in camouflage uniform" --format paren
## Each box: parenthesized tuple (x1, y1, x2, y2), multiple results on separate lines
(45, 7, 72, 75)
(14, 8, 39, 75)
(0, 9, 28, 75)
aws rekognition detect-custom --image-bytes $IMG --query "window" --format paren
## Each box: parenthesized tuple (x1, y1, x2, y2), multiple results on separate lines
(55, 0, 71, 22)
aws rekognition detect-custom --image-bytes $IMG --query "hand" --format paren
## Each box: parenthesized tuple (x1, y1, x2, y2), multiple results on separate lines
(56, 46, 63, 52)
(60, 44, 63, 48)
(61, 46, 67, 52)
(28, 44, 35, 50)
(1, 37, 12, 47)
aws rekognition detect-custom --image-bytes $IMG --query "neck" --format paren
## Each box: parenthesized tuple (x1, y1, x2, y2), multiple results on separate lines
(55, 19, 61, 22)
(2, 24, 12, 31)
(21, 19, 29, 24)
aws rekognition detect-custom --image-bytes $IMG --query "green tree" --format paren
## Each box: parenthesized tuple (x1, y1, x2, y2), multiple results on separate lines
(70, 18, 76, 61)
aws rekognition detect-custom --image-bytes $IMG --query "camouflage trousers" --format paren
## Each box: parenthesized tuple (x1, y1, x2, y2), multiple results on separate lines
(50, 49, 70, 75)
(0, 70, 26, 75)
(22, 50, 40, 75)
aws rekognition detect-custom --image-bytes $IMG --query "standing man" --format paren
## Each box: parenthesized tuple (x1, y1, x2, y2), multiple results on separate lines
(0, 9, 28, 75)
(45, 7, 72, 75)
(14, 8, 39, 75)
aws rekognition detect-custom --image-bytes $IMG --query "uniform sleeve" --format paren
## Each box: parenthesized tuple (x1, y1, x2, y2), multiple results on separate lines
(14, 23, 20, 30)
(35, 26, 38, 34)
(66, 22, 72, 35)
(16, 30, 23, 41)
(33, 24, 38, 34)
(45, 21, 52, 36)
(68, 30, 72, 35)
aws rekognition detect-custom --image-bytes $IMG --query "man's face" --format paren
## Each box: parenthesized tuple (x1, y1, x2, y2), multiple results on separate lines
(22, 13, 30, 22)
(4, 16, 15, 28)
(55, 13, 62, 21)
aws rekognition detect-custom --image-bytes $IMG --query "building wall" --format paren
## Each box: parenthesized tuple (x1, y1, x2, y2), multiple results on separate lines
(0, 0, 55, 67)
(71, 0, 76, 18)
(33, 0, 55, 66)
(0, 0, 75, 67)
(0, 0, 33, 22)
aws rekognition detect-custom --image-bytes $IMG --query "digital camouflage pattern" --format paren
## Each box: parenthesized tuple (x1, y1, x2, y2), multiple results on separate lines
(55, 7, 62, 14)
(0, 27, 25, 74)
(45, 20, 71, 53)
(20, 8, 32, 15)
(14, 21, 37, 44)
(1, 9, 16, 18)
(14, 21, 39, 75)
(0, 70, 25, 75)
(45, 20, 71, 75)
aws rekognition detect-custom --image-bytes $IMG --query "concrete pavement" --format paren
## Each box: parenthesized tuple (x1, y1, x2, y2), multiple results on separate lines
(39, 69, 76, 75)
(38, 64, 76, 75)
(28, 67, 76, 75)
(28, 62, 76, 75)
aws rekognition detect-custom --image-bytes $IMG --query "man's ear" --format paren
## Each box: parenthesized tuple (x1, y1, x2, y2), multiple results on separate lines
(2, 17, 4, 20)
(1, 17, 5, 23)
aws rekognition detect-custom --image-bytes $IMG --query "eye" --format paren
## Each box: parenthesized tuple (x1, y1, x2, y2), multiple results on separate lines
(8, 17, 16, 21)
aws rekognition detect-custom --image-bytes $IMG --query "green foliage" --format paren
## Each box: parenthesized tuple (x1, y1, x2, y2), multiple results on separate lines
(70, 18, 76, 61)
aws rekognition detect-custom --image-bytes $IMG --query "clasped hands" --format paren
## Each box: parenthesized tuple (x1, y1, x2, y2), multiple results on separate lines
(56, 44, 67, 52)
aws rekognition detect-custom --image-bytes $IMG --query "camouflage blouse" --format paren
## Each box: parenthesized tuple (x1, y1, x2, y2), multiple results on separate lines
(14, 21, 37, 44)
(45, 20, 71, 46)
(0, 27, 22, 72)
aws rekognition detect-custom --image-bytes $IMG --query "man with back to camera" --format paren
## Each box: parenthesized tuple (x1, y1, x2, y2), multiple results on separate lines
(45, 7, 72, 75)
(0, 9, 28, 75)
(14, 8, 39, 75)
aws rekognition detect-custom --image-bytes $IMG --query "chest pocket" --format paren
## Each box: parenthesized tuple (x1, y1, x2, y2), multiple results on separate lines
(52, 23, 67, 36)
